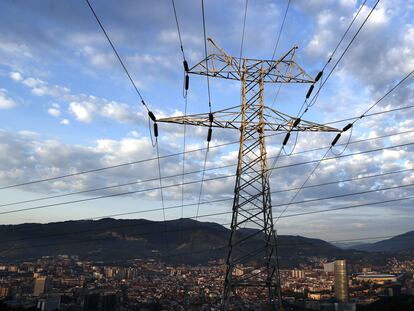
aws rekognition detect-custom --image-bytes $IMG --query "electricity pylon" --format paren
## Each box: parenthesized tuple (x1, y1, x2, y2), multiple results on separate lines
(156, 38, 339, 310)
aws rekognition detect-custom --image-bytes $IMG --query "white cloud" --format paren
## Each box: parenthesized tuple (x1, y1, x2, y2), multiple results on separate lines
(101, 102, 135, 123)
(69, 101, 95, 122)
(18, 130, 38, 138)
(159, 29, 202, 47)
(0, 89, 17, 109)
(9, 71, 23, 81)
(22, 77, 43, 88)
(48, 107, 61, 117)
(10, 72, 147, 125)
(361, 5, 389, 29)
(127, 53, 175, 72)
(129, 131, 139, 138)
(78, 45, 115, 69)
(1, 41, 32, 58)
(60, 119, 70, 125)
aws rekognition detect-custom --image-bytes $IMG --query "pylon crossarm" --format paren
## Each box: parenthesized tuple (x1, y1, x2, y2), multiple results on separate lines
(188, 37, 315, 84)
(189, 54, 242, 80)
(263, 47, 315, 83)
(265, 106, 341, 132)
(263, 61, 315, 83)
(156, 106, 241, 130)
(190, 55, 315, 83)
(157, 105, 340, 132)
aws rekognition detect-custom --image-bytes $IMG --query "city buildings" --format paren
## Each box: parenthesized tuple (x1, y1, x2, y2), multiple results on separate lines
(355, 274, 398, 284)
(0, 254, 412, 310)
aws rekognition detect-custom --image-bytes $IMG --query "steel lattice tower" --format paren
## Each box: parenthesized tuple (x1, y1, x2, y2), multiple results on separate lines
(156, 38, 339, 310)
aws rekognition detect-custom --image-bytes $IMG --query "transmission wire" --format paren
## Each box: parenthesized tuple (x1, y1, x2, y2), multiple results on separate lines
(271, 0, 291, 60)
(0, 127, 411, 200)
(276, 51, 411, 222)
(1, 166, 413, 236)
(305, 0, 381, 112)
(1, 102, 413, 192)
(1, 141, 412, 216)
(2, 196, 414, 253)
(84, 0, 149, 111)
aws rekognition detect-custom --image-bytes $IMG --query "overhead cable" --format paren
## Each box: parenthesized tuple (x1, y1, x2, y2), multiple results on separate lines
(84, 0, 149, 111)
(0, 127, 412, 192)
(1, 141, 412, 216)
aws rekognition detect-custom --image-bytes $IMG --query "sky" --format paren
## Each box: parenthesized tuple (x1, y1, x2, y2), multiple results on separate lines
(0, 0, 414, 242)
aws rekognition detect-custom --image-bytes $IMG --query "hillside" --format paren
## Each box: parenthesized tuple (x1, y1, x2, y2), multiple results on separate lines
(352, 231, 414, 253)
(0, 218, 373, 266)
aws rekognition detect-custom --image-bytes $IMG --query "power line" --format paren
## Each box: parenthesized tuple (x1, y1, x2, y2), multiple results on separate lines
(190, 0, 215, 253)
(321, 0, 368, 73)
(238, 0, 249, 67)
(306, 0, 381, 111)
(269, 0, 292, 109)
(271, 0, 291, 60)
(171, 0, 186, 61)
(275, 147, 331, 222)
(171, 0, 190, 250)
(296, 0, 368, 117)
(270, 0, 369, 182)
(1, 219, 226, 245)
(321, 69, 414, 153)
(273, 167, 414, 195)
(180, 104, 188, 219)
(273, 182, 414, 210)
(189, 150, 210, 254)
(155, 141, 170, 254)
(326, 69, 414, 153)
(170, 0, 190, 251)
(0, 136, 249, 191)
(194, 150, 209, 222)
(0, 141, 412, 217)
(2, 166, 411, 235)
(201, 0, 212, 112)
(324, 104, 414, 126)
(280, 195, 414, 219)
(3, 213, 414, 254)
(183, 194, 414, 223)
(275, 61, 413, 221)
(4, 216, 414, 251)
(351, 69, 414, 125)
(0, 172, 232, 216)
(1, 102, 411, 193)
(84, 0, 149, 111)
(5, 194, 414, 257)
(1, 134, 412, 211)
(3, 169, 410, 238)
(0, 128, 411, 211)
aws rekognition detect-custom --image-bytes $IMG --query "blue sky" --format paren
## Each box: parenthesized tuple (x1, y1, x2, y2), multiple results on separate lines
(0, 0, 414, 242)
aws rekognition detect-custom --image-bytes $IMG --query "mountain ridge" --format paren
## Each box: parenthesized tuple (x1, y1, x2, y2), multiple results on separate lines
(352, 230, 414, 253)
(0, 218, 410, 266)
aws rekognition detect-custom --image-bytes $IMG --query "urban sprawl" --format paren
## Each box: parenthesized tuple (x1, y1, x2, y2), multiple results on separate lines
(1, 255, 414, 310)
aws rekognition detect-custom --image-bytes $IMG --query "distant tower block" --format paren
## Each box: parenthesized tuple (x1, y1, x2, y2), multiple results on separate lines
(33, 276, 48, 297)
(334, 259, 349, 302)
